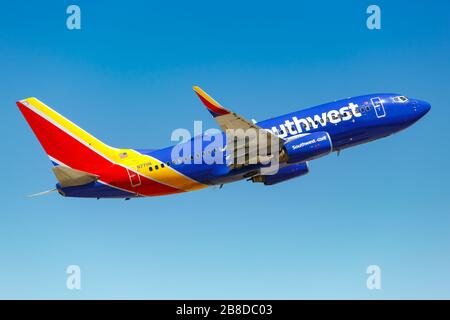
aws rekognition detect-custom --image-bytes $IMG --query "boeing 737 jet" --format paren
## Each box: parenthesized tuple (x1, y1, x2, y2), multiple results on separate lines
(17, 87, 430, 198)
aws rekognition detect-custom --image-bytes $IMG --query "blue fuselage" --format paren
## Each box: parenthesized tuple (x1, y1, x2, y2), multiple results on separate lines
(145, 93, 430, 186)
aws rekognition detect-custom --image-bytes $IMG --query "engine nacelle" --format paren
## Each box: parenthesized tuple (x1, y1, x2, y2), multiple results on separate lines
(280, 131, 332, 164)
(251, 162, 309, 185)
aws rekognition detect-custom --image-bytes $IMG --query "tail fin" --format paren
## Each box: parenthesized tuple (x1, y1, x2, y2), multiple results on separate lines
(17, 98, 118, 175)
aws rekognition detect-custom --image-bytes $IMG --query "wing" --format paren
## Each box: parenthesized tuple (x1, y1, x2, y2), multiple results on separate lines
(193, 86, 284, 169)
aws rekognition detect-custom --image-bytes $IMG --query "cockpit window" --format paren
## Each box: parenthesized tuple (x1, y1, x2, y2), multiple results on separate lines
(392, 96, 408, 103)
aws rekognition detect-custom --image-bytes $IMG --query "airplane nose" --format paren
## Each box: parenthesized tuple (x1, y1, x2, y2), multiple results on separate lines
(413, 99, 431, 118)
(421, 100, 431, 114)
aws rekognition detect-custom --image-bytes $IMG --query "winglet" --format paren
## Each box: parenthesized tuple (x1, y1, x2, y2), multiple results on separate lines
(193, 86, 230, 117)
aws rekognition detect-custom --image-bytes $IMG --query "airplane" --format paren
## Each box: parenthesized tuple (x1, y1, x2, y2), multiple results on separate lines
(16, 87, 431, 199)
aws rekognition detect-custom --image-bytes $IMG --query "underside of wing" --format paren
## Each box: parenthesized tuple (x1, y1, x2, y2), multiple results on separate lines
(193, 86, 284, 169)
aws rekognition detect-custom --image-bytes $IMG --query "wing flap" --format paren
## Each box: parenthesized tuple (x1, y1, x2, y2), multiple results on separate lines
(193, 86, 284, 169)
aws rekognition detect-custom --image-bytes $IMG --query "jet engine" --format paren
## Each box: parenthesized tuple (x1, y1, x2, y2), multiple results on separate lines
(251, 162, 309, 185)
(280, 131, 332, 164)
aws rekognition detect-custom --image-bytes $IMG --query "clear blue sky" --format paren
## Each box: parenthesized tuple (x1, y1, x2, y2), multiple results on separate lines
(1, 0, 449, 299)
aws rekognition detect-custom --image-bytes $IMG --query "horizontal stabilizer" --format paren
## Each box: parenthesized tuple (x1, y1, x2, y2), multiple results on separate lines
(52, 166, 98, 188)
(27, 188, 57, 198)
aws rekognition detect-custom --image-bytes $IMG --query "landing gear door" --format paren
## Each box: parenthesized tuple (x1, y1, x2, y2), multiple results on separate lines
(371, 97, 386, 118)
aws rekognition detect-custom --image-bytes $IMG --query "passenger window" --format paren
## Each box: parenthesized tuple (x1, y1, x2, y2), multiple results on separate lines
(161, 163, 165, 168)
(166, 161, 170, 166)
(149, 167, 153, 172)
(155, 165, 159, 170)
(366, 106, 370, 111)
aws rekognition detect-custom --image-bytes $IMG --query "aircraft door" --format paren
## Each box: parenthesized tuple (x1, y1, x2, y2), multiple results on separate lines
(126, 166, 141, 187)
(371, 97, 386, 118)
